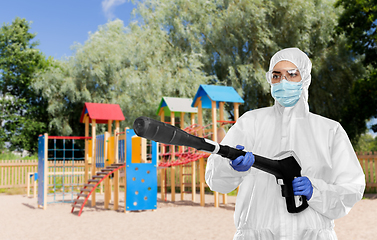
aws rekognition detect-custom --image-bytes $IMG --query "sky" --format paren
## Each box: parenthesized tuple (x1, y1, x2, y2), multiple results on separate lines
(0, 0, 137, 59)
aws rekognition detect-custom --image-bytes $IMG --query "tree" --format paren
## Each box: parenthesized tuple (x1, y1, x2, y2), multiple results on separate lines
(36, 0, 369, 145)
(309, 38, 367, 127)
(335, 0, 377, 142)
(340, 68, 377, 144)
(34, 20, 209, 137)
(0, 17, 52, 154)
(135, 0, 367, 141)
(335, 0, 377, 67)
(354, 133, 377, 153)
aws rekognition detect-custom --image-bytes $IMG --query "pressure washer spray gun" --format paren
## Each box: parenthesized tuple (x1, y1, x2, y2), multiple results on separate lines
(133, 116, 309, 213)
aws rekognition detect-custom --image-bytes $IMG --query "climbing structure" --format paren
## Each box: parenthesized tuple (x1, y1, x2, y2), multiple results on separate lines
(79, 102, 125, 209)
(37, 134, 90, 210)
(71, 163, 125, 216)
(157, 97, 199, 202)
(156, 87, 244, 207)
(157, 123, 213, 168)
(70, 127, 158, 216)
(191, 84, 244, 207)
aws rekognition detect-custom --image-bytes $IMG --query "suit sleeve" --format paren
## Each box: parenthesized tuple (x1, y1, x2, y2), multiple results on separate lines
(307, 124, 365, 219)
(205, 113, 255, 194)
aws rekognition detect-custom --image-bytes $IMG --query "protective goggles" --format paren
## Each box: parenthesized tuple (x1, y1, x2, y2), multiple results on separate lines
(266, 68, 302, 84)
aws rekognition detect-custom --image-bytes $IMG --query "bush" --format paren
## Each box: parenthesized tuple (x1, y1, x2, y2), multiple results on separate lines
(0, 150, 37, 161)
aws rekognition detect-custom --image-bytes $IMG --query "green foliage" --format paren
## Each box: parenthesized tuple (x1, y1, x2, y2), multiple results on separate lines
(335, 0, 377, 67)
(0, 150, 37, 160)
(34, 20, 209, 136)
(0, 17, 53, 154)
(0, 188, 26, 195)
(136, 0, 368, 141)
(310, 38, 367, 128)
(354, 133, 377, 153)
(228, 188, 238, 196)
(341, 69, 377, 144)
(137, 0, 276, 113)
(34, 0, 370, 146)
(335, 0, 377, 142)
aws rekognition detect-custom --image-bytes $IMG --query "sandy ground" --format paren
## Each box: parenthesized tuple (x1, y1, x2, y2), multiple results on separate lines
(0, 193, 376, 240)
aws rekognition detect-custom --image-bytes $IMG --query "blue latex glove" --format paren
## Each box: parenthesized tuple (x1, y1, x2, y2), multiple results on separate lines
(292, 176, 313, 200)
(230, 145, 255, 172)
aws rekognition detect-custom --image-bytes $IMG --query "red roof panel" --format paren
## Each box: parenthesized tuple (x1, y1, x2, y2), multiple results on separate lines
(80, 103, 125, 124)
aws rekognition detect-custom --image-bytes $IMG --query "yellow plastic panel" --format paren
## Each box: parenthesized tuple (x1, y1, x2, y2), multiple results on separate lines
(107, 136, 115, 164)
(88, 140, 92, 158)
(131, 136, 146, 163)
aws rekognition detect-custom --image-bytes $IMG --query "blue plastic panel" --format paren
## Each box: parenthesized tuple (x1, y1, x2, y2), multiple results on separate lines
(125, 129, 157, 211)
(118, 139, 125, 164)
(37, 135, 45, 207)
(126, 163, 157, 211)
(96, 134, 105, 168)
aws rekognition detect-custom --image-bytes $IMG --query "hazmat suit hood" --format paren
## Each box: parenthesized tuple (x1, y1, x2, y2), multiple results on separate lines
(267, 48, 312, 109)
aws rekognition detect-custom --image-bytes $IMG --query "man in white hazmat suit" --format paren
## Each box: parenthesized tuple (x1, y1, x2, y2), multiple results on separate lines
(205, 47, 366, 239)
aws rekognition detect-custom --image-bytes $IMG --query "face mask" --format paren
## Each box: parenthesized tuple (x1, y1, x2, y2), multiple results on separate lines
(271, 79, 303, 107)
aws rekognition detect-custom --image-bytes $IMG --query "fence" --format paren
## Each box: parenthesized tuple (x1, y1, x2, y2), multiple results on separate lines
(1, 153, 377, 193)
(0, 160, 85, 190)
(357, 152, 377, 192)
(0, 160, 38, 189)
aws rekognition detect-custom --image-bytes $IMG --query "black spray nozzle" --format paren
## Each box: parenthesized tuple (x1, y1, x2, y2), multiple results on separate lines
(133, 116, 216, 152)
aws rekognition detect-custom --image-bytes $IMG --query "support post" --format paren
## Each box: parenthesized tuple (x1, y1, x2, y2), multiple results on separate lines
(196, 98, 205, 207)
(84, 115, 89, 188)
(170, 112, 176, 202)
(39, 133, 48, 210)
(107, 120, 113, 206)
(43, 134, 48, 209)
(84, 115, 89, 206)
(190, 113, 196, 202)
(104, 131, 110, 209)
(27, 173, 31, 197)
(33, 175, 37, 198)
(91, 120, 96, 207)
(180, 112, 185, 201)
(219, 101, 227, 204)
(211, 100, 219, 208)
(114, 120, 120, 210)
(124, 127, 128, 213)
(160, 113, 166, 201)
(234, 102, 241, 194)
(233, 103, 240, 120)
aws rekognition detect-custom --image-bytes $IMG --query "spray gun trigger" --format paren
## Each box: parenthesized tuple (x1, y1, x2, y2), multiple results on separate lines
(277, 179, 284, 185)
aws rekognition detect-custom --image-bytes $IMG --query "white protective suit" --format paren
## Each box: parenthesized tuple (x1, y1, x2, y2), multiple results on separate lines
(205, 48, 365, 240)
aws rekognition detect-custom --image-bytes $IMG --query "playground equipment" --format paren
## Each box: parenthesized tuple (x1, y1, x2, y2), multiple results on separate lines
(38, 84, 244, 214)
(37, 103, 157, 215)
(193, 84, 244, 207)
(124, 129, 157, 211)
(191, 85, 244, 207)
(27, 172, 38, 198)
(155, 85, 244, 207)
(157, 97, 199, 202)
(70, 103, 157, 216)
(78, 102, 125, 210)
(37, 134, 89, 209)
(71, 128, 158, 216)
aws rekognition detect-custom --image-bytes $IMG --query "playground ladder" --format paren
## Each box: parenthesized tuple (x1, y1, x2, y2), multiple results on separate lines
(71, 163, 125, 216)
(180, 162, 196, 201)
